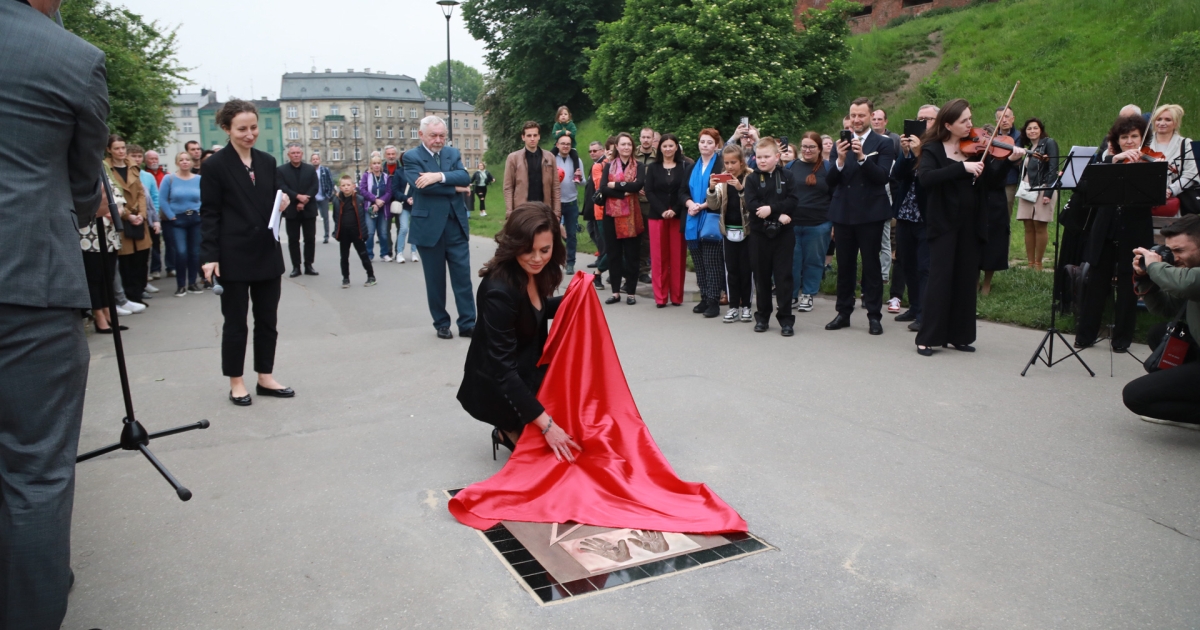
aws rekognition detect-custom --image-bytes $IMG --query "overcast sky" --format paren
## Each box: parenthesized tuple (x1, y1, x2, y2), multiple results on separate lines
(109, 0, 489, 101)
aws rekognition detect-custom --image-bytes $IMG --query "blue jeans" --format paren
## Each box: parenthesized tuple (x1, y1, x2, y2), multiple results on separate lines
(561, 199, 579, 265)
(792, 221, 833, 298)
(396, 208, 414, 256)
(364, 211, 391, 259)
(170, 213, 202, 288)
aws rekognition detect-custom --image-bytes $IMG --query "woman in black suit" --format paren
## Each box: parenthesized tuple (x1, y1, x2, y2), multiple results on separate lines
(457, 202, 582, 463)
(200, 100, 294, 406)
(916, 99, 1024, 356)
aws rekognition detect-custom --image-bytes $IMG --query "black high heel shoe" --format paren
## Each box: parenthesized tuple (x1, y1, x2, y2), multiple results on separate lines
(492, 428, 516, 460)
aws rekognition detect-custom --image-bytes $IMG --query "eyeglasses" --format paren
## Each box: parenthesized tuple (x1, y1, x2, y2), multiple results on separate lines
(917, 116, 935, 122)
(800, 145, 819, 151)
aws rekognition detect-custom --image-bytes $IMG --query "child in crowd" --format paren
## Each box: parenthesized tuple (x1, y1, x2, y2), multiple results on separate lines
(333, 174, 376, 288)
(551, 106, 578, 148)
(744, 137, 799, 336)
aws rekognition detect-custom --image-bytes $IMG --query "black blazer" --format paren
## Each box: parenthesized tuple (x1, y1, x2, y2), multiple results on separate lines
(825, 130, 896, 225)
(276, 161, 319, 219)
(642, 158, 692, 220)
(199, 144, 285, 282)
(457, 275, 564, 432)
(916, 142, 1007, 241)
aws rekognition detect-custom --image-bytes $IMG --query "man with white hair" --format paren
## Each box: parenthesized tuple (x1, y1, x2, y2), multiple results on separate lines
(403, 116, 475, 339)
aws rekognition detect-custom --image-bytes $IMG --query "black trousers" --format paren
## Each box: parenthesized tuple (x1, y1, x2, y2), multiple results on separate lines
(0, 305, 88, 630)
(1076, 236, 1141, 348)
(286, 215, 317, 269)
(1124, 324, 1200, 422)
(118, 248, 149, 304)
(219, 277, 281, 377)
(724, 237, 753, 308)
(896, 220, 930, 321)
(476, 187, 488, 212)
(833, 220, 886, 319)
(917, 216, 980, 348)
(603, 215, 640, 294)
(751, 229, 795, 326)
(339, 238, 374, 279)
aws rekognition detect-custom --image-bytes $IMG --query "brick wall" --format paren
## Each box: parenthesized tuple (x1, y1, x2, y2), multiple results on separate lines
(795, 0, 977, 34)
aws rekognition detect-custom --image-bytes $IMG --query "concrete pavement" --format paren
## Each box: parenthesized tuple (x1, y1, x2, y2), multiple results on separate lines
(64, 234, 1200, 629)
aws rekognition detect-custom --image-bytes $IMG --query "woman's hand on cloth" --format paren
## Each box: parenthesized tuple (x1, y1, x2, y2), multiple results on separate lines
(535, 414, 582, 463)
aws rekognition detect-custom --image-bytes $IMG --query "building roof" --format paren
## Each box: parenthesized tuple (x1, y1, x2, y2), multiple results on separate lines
(199, 99, 280, 112)
(173, 89, 218, 107)
(280, 71, 424, 102)
(424, 100, 476, 114)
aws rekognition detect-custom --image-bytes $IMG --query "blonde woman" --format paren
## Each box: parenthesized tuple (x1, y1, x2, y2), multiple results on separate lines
(159, 152, 203, 295)
(359, 155, 393, 261)
(1147, 104, 1197, 206)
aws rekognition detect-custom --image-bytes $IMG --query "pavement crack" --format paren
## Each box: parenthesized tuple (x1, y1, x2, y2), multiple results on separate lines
(1148, 517, 1199, 541)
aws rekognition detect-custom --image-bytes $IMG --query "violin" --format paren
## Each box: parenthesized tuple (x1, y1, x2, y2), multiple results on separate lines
(960, 129, 1048, 162)
(1114, 145, 1180, 175)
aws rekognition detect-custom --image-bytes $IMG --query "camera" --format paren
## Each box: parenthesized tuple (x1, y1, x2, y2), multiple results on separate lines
(1138, 244, 1175, 272)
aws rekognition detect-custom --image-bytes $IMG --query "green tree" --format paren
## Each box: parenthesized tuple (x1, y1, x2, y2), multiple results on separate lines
(420, 60, 485, 104)
(586, 0, 855, 149)
(464, 0, 624, 157)
(62, 0, 187, 151)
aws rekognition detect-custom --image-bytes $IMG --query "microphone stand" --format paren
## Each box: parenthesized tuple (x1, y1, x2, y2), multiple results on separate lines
(75, 176, 209, 501)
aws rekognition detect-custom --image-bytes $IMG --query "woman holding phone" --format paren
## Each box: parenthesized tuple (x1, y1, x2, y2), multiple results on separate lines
(200, 100, 293, 406)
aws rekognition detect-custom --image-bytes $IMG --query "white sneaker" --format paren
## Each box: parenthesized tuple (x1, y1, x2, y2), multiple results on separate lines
(411, 252, 420, 263)
(144, 283, 159, 293)
(124, 301, 147, 314)
(723, 308, 739, 323)
(396, 254, 406, 263)
(382, 255, 392, 262)
(115, 305, 132, 316)
(887, 297, 902, 313)
(480, 211, 488, 217)
(1139, 415, 1200, 430)
(740, 306, 752, 322)
(797, 294, 814, 312)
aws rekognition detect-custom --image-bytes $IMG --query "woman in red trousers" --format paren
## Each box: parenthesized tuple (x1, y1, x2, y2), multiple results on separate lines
(643, 134, 692, 307)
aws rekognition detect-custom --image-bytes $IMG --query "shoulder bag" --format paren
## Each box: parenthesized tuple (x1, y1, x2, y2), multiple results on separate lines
(1144, 306, 1197, 373)
(1015, 155, 1040, 203)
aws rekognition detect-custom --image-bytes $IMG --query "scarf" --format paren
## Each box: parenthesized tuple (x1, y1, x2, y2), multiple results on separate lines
(604, 158, 643, 239)
(685, 154, 717, 240)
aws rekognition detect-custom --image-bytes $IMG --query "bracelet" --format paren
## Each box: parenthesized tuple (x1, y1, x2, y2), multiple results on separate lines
(541, 417, 554, 435)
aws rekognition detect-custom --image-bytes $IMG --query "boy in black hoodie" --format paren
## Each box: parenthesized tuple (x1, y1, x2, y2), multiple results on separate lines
(744, 137, 799, 336)
(333, 174, 376, 288)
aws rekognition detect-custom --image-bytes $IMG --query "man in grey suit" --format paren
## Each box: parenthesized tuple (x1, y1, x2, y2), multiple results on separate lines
(0, 1, 110, 627)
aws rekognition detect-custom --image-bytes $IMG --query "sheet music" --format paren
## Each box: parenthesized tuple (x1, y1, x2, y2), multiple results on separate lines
(268, 190, 283, 241)
(1060, 146, 1096, 190)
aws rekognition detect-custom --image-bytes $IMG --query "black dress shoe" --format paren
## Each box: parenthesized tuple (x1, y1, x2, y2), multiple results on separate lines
(895, 310, 916, 322)
(656, 303, 667, 309)
(437, 327, 453, 340)
(304, 266, 319, 276)
(945, 343, 975, 352)
(1112, 343, 1129, 353)
(869, 319, 883, 335)
(605, 294, 621, 305)
(917, 345, 934, 356)
(825, 314, 850, 330)
(255, 384, 295, 397)
(289, 268, 302, 278)
(781, 324, 794, 337)
(908, 320, 921, 332)
(94, 325, 129, 334)
(626, 296, 636, 305)
(593, 275, 605, 289)
(459, 327, 474, 338)
(703, 302, 719, 318)
(754, 321, 768, 333)
(229, 390, 252, 406)
(693, 299, 709, 314)
(1074, 339, 1094, 349)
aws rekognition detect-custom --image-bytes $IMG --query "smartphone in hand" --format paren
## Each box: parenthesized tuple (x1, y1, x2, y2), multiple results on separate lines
(839, 130, 854, 143)
(903, 119, 925, 138)
(712, 172, 734, 184)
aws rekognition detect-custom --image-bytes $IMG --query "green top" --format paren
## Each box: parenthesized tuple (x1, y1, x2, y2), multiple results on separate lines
(552, 121, 578, 148)
(1141, 261, 1200, 336)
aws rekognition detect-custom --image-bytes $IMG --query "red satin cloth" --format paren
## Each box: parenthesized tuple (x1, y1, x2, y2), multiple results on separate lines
(449, 272, 748, 535)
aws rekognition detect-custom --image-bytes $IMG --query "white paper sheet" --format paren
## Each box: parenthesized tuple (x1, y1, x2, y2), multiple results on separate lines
(1060, 146, 1097, 190)
(268, 191, 283, 241)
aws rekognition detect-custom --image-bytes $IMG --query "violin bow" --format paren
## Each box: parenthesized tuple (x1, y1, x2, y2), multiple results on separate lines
(1141, 74, 1169, 148)
(975, 80, 1020, 184)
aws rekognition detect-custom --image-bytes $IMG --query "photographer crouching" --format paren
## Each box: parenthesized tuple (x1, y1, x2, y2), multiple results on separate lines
(1124, 215, 1200, 427)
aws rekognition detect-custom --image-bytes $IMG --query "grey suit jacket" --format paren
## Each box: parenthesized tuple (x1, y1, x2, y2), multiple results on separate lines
(0, 1, 109, 309)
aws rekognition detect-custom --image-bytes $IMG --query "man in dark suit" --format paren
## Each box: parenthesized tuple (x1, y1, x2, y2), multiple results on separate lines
(277, 143, 320, 277)
(0, 1, 109, 626)
(403, 116, 475, 339)
(825, 97, 897, 336)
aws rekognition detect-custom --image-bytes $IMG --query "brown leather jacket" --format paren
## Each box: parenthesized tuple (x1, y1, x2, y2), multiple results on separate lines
(503, 148, 561, 218)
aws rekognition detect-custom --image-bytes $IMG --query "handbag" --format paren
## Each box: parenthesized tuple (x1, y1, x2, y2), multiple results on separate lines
(123, 217, 145, 241)
(1015, 158, 1040, 203)
(726, 226, 745, 243)
(698, 211, 723, 242)
(1144, 306, 1196, 373)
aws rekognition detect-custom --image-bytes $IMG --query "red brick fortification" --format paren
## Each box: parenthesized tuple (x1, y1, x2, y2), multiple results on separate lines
(795, 0, 980, 34)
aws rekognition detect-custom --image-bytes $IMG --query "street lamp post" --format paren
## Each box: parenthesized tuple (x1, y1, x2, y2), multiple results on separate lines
(437, 0, 460, 145)
(350, 105, 362, 182)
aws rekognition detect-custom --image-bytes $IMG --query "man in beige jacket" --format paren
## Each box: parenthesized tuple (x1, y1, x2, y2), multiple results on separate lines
(503, 121, 560, 220)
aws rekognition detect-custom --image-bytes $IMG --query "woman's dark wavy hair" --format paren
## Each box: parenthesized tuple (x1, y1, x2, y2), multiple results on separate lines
(922, 98, 971, 146)
(1019, 117, 1048, 148)
(479, 202, 565, 298)
(217, 99, 259, 130)
(655, 133, 687, 164)
(1107, 114, 1147, 154)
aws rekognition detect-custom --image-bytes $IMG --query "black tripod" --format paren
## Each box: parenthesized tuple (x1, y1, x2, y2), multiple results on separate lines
(76, 181, 208, 501)
(1022, 150, 1095, 377)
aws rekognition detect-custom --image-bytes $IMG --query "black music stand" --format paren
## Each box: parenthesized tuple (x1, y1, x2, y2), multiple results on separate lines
(1021, 150, 1096, 376)
(75, 179, 209, 501)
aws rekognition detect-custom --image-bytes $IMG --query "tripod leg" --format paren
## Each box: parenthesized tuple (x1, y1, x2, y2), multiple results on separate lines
(1021, 329, 1054, 376)
(1054, 330, 1096, 376)
(76, 441, 123, 463)
(137, 443, 193, 501)
(146, 419, 210, 441)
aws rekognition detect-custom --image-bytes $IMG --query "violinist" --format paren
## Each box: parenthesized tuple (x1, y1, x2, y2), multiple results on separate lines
(914, 99, 1024, 356)
(1147, 104, 1197, 210)
(1073, 114, 1157, 352)
(976, 124, 1020, 296)
(1016, 118, 1060, 271)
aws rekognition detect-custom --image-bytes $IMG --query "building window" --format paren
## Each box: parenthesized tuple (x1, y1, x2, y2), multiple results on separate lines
(310, 105, 319, 118)
(331, 105, 340, 115)
(180, 107, 192, 117)
(474, 119, 479, 129)
(311, 126, 321, 139)
(453, 118, 459, 129)
(332, 148, 342, 160)
(375, 126, 382, 139)
(353, 127, 361, 139)
(410, 128, 417, 139)
(410, 108, 417, 118)
(182, 122, 193, 133)
(331, 126, 341, 139)
(267, 139, 274, 152)
(287, 105, 297, 118)
(287, 127, 298, 140)
(374, 106, 381, 117)
(354, 147, 362, 161)
(387, 107, 393, 118)
(475, 138, 480, 149)
(264, 118, 273, 130)
(387, 127, 394, 138)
